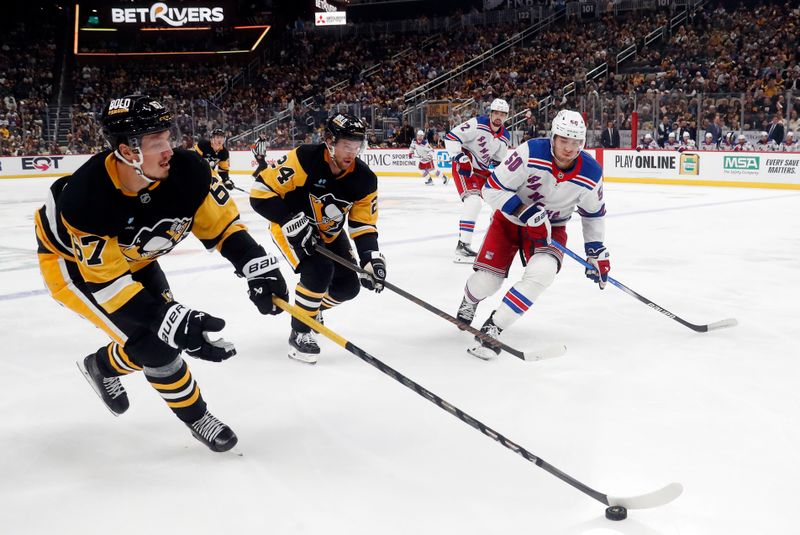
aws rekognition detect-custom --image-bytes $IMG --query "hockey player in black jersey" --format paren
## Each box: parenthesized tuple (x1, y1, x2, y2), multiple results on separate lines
(34, 95, 288, 452)
(250, 113, 386, 364)
(194, 128, 234, 189)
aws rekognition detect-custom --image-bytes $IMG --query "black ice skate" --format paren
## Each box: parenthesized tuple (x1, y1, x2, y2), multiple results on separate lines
(424, 177, 434, 186)
(467, 313, 503, 360)
(454, 240, 478, 264)
(442, 173, 449, 185)
(186, 410, 238, 453)
(288, 329, 320, 364)
(77, 354, 130, 416)
(456, 296, 478, 329)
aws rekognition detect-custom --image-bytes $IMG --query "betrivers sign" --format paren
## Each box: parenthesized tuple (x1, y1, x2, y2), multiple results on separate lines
(111, 2, 224, 26)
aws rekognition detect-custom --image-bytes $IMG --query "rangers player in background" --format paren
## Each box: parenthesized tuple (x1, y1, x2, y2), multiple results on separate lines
(699, 132, 717, 150)
(781, 132, 799, 151)
(34, 95, 288, 451)
(409, 130, 446, 185)
(754, 131, 777, 151)
(445, 98, 510, 263)
(455, 110, 609, 359)
(733, 134, 754, 151)
(194, 128, 234, 189)
(637, 133, 659, 150)
(250, 113, 386, 364)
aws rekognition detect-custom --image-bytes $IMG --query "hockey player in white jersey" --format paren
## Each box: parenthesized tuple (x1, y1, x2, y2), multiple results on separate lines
(444, 98, 511, 263)
(637, 133, 659, 150)
(781, 132, 799, 152)
(409, 130, 446, 185)
(754, 131, 777, 151)
(733, 134, 754, 152)
(699, 132, 717, 150)
(455, 110, 609, 360)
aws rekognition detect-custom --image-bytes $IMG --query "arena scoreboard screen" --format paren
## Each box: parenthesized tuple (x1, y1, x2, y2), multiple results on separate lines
(74, 1, 270, 56)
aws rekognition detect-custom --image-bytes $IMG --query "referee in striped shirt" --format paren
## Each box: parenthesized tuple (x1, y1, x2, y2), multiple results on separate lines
(251, 131, 270, 178)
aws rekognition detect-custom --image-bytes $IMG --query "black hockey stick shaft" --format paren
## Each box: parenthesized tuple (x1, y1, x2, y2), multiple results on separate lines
(553, 241, 734, 333)
(313, 245, 528, 360)
(272, 297, 610, 505)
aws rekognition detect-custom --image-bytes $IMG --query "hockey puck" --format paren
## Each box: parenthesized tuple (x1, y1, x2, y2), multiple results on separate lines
(605, 505, 627, 521)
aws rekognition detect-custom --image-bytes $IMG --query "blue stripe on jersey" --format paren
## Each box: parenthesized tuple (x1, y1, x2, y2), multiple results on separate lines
(486, 172, 515, 192)
(501, 195, 522, 215)
(528, 163, 550, 173)
(578, 206, 607, 218)
(569, 179, 595, 191)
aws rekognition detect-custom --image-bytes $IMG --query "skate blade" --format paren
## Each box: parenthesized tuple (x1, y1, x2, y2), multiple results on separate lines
(466, 346, 498, 361)
(453, 256, 476, 264)
(76, 360, 120, 418)
(288, 350, 318, 365)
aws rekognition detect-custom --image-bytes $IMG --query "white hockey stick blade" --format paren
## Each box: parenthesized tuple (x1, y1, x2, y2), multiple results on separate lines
(523, 344, 567, 362)
(606, 482, 683, 509)
(707, 318, 738, 331)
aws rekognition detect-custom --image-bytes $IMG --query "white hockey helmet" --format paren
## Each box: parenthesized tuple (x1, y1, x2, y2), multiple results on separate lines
(760, 131, 768, 138)
(787, 132, 795, 138)
(550, 110, 586, 150)
(668, 132, 676, 139)
(738, 134, 746, 141)
(705, 132, 713, 138)
(682, 131, 690, 138)
(416, 130, 425, 137)
(489, 98, 510, 114)
(644, 133, 653, 140)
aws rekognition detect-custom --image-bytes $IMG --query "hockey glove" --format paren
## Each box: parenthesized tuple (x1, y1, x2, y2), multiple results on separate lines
(518, 204, 552, 245)
(585, 242, 611, 290)
(281, 212, 317, 261)
(222, 178, 235, 190)
(359, 251, 387, 293)
(453, 152, 473, 179)
(155, 303, 236, 362)
(242, 254, 288, 315)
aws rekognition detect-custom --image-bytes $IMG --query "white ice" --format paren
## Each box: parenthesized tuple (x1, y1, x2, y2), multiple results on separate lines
(1, 174, 798, 534)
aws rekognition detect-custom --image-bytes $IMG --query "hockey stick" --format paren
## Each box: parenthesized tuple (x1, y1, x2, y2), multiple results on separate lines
(272, 296, 683, 511)
(313, 245, 564, 361)
(552, 241, 737, 333)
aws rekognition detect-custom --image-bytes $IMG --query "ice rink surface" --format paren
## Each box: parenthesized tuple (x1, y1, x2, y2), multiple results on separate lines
(1, 173, 798, 534)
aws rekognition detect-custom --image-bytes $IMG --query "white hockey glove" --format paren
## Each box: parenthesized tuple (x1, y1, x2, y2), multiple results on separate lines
(281, 212, 317, 261)
(155, 303, 236, 362)
(585, 242, 611, 290)
(243, 254, 288, 315)
(359, 251, 386, 293)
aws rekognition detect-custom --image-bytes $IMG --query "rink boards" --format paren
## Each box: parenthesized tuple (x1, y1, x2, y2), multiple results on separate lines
(1, 148, 798, 190)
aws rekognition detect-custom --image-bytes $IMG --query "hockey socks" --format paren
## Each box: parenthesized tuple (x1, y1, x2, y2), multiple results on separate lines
(95, 342, 142, 377)
(145, 358, 206, 423)
(459, 194, 482, 244)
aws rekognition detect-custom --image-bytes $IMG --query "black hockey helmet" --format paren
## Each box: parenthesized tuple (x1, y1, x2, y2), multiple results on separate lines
(101, 95, 172, 149)
(211, 128, 225, 138)
(325, 113, 366, 142)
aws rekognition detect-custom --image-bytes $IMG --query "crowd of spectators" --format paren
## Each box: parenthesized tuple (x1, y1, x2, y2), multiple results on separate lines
(3, 1, 799, 156)
(0, 16, 57, 156)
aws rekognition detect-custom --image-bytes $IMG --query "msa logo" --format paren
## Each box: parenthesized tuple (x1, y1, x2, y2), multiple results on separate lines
(724, 156, 759, 170)
(111, 3, 224, 27)
(22, 156, 64, 171)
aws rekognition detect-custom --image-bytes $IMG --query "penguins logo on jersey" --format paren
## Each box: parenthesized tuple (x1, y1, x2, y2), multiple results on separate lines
(120, 217, 193, 261)
(308, 193, 352, 236)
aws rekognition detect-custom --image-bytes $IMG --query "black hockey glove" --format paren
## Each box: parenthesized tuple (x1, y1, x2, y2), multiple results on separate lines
(242, 254, 288, 315)
(155, 303, 236, 362)
(359, 251, 386, 293)
(281, 212, 317, 261)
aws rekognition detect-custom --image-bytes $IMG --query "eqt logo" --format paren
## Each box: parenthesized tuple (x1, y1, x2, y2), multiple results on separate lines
(22, 156, 64, 171)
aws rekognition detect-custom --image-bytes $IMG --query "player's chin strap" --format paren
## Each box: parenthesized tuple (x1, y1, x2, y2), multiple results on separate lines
(113, 137, 156, 184)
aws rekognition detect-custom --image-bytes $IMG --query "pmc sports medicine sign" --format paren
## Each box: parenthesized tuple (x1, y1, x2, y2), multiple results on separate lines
(111, 2, 224, 26)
